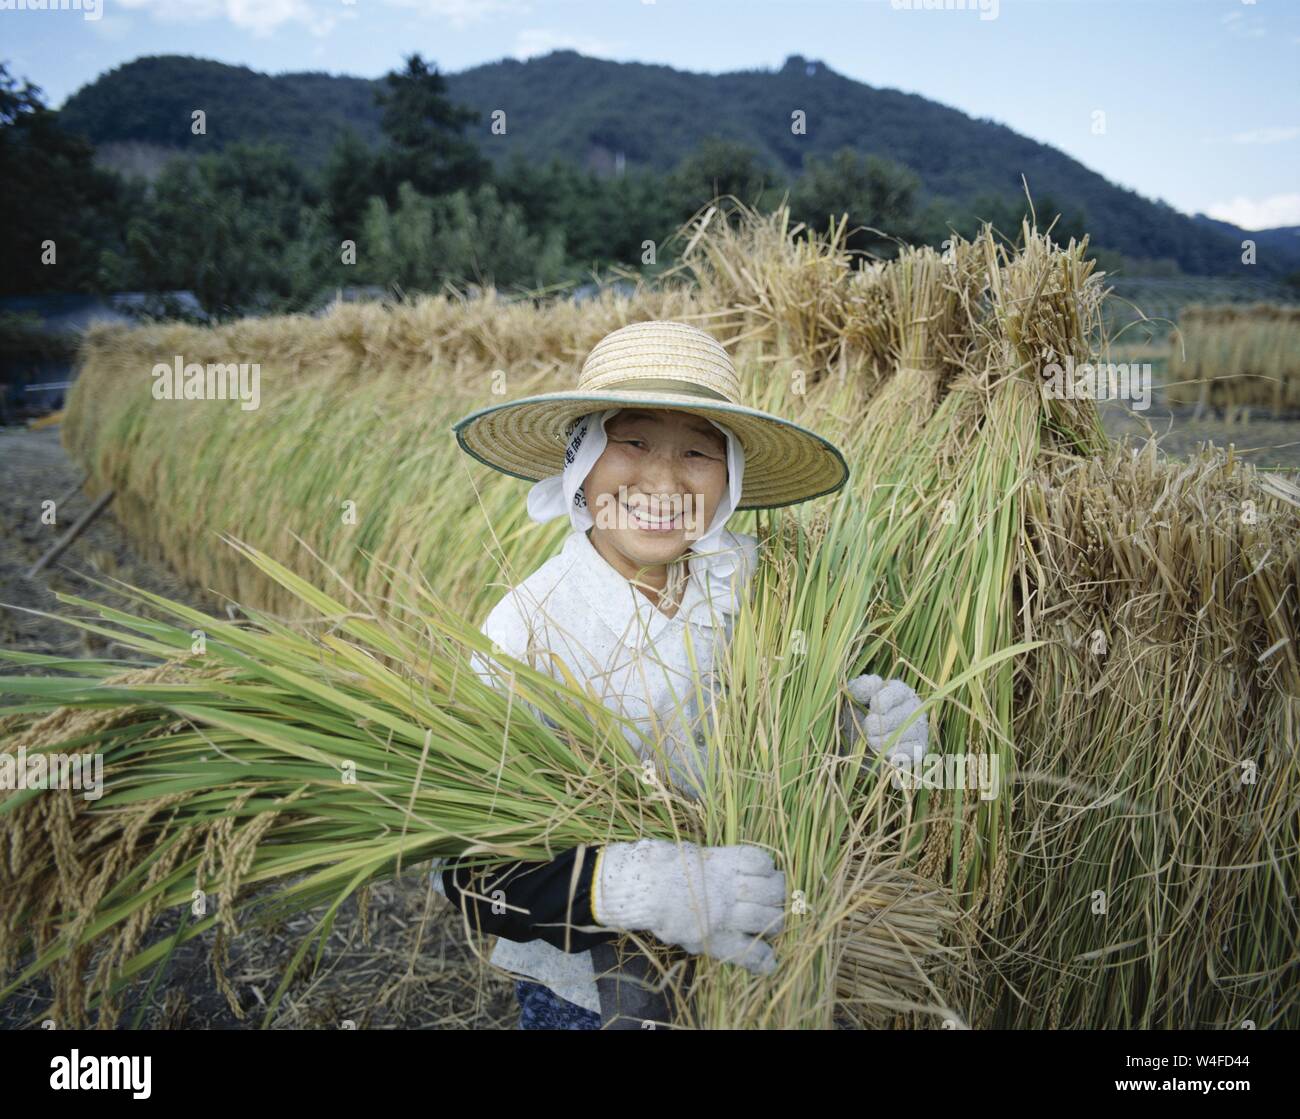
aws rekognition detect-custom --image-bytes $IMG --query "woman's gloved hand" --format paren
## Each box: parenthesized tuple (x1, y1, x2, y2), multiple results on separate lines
(593, 839, 785, 974)
(839, 673, 929, 768)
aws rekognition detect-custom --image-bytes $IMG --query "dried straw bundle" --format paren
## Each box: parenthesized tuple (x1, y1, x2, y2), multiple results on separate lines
(0, 530, 968, 1029)
(981, 442, 1300, 1028)
(1, 549, 674, 1027)
(1167, 302, 1300, 413)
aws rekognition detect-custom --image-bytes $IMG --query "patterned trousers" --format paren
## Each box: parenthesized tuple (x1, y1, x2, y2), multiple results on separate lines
(514, 979, 602, 1030)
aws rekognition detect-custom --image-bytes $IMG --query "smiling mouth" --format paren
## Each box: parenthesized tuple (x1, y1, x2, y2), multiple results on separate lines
(623, 500, 682, 532)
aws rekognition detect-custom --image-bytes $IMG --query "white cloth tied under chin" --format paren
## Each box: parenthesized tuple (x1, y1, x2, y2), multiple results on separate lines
(525, 408, 747, 619)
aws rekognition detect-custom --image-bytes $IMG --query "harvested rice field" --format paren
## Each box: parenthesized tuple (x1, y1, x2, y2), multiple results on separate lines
(2, 207, 1297, 1030)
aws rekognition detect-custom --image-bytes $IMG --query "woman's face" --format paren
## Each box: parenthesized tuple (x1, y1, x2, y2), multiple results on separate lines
(583, 409, 729, 587)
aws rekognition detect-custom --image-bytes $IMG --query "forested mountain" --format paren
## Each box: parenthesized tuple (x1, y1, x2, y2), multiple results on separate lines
(1192, 214, 1300, 261)
(51, 51, 1299, 278)
(60, 56, 386, 163)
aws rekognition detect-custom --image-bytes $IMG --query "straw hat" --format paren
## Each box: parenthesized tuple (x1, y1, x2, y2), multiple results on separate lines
(452, 320, 849, 509)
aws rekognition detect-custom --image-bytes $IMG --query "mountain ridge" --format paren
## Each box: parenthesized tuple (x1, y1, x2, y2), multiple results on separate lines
(54, 50, 1298, 278)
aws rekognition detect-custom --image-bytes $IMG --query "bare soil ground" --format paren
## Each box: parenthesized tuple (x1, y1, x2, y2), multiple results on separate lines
(0, 426, 514, 1030)
(1098, 402, 1300, 471)
(1094, 348, 1300, 472)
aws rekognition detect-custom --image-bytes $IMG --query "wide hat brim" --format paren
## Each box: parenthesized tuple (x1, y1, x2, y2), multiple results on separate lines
(452, 389, 850, 510)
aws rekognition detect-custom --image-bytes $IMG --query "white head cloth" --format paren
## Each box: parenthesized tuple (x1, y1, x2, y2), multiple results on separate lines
(525, 408, 748, 615)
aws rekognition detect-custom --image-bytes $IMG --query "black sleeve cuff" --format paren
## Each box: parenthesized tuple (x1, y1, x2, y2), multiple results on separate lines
(440, 845, 621, 953)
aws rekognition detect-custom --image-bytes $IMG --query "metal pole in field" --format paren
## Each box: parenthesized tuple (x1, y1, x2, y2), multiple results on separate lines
(26, 488, 116, 578)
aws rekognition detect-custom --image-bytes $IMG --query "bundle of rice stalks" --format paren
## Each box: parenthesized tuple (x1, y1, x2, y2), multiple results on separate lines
(0, 543, 670, 1027)
(674, 487, 1007, 1028)
(835, 856, 975, 1028)
(1167, 303, 1300, 414)
(979, 441, 1300, 1029)
(1, 527, 971, 1029)
(663, 202, 865, 381)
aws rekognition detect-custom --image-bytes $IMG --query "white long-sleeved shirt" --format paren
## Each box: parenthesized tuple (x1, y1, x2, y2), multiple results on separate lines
(439, 523, 760, 1014)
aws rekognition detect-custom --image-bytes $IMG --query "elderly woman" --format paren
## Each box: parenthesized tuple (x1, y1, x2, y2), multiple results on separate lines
(435, 321, 928, 1029)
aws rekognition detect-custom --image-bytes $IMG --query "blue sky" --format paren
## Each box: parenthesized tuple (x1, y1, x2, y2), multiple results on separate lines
(4, 0, 1298, 227)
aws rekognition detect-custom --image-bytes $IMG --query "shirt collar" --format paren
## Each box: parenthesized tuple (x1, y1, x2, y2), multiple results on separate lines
(564, 528, 742, 638)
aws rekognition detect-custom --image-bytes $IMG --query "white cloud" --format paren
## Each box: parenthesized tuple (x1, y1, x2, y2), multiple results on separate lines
(382, 0, 530, 29)
(1202, 126, 1299, 146)
(1230, 126, 1300, 145)
(1206, 193, 1300, 230)
(114, 0, 233, 22)
(114, 0, 229, 22)
(228, 0, 322, 35)
(1221, 9, 1265, 38)
(105, 0, 523, 34)
(113, 0, 346, 37)
(87, 11, 134, 40)
(511, 29, 623, 61)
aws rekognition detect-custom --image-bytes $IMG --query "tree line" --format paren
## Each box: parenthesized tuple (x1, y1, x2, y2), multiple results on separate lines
(2, 54, 1101, 320)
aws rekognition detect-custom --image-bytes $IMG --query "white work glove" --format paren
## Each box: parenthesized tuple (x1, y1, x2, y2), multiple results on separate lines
(838, 673, 928, 768)
(593, 839, 786, 975)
